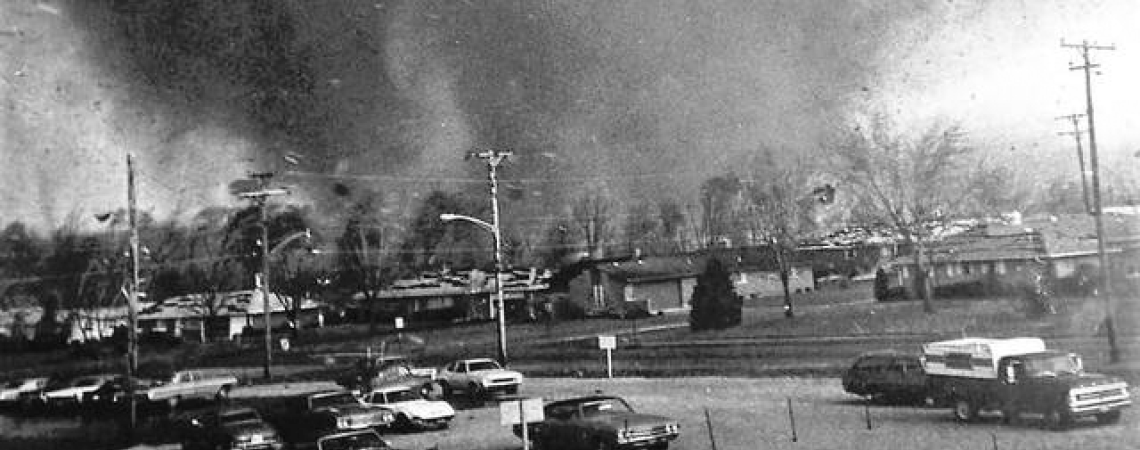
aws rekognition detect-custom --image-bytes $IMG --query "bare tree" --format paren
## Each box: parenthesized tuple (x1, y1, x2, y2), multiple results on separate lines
(699, 174, 747, 247)
(271, 248, 326, 338)
(571, 189, 617, 259)
(744, 151, 826, 318)
(179, 208, 247, 342)
(338, 198, 396, 331)
(833, 116, 973, 313)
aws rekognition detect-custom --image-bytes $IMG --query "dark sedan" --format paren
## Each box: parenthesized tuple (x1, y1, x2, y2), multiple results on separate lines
(315, 429, 400, 450)
(81, 375, 157, 411)
(178, 406, 285, 450)
(515, 395, 680, 450)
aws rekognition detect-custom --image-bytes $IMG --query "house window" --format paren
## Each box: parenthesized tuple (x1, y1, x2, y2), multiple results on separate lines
(945, 265, 954, 277)
(845, 249, 856, 259)
(995, 261, 1006, 274)
(963, 264, 971, 275)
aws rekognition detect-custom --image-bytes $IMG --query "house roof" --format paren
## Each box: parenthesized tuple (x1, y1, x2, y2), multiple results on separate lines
(595, 247, 813, 283)
(891, 214, 1140, 265)
(138, 290, 319, 321)
(596, 256, 702, 282)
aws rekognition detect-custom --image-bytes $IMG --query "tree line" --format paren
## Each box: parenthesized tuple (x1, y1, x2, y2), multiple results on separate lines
(2, 115, 1134, 343)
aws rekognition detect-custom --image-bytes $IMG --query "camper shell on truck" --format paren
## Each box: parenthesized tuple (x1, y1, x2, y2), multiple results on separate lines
(923, 337, 1130, 430)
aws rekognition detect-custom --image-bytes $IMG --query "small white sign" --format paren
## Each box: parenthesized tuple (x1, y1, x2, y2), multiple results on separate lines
(395, 317, 405, 329)
(598, 335, 617, 350)
(500, 397, 544, 426)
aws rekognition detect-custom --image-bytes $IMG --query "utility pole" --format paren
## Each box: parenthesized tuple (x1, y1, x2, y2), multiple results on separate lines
(1056, 113, 1092, 213)
(239, 172, 289, 379)
(471, 149, 512, 367)
(1063, 39, 1120, 363)
(125, 154, 140, 433)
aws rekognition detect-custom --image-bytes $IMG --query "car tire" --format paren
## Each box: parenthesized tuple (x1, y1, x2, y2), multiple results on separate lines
(420, 382, 436, 399)
(1095, 410, 1121, 425)
(168, 396, 182, 410)
(952, 399, 978, 423)
(1043, 407, 1072, 431)
(440, 381, 452, 398)
(467, 383, 483, 400)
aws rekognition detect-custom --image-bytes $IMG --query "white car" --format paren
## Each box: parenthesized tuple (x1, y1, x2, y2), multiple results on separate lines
(42, 374, 118, 406)
(0, 377, 48, 404)
(438, 358, 523, 398)
(363, 385, 455, 430)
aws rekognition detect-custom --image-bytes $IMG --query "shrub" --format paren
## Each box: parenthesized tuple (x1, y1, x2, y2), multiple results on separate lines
(689, 258, 742, 331)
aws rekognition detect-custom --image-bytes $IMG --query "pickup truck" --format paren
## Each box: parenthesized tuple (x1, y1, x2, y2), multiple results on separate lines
(923, 337, 1131, 430)
(138, 369, 238, 408)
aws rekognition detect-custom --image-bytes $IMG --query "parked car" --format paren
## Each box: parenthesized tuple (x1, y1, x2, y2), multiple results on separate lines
(514, 395, 681, 450)
(266, 390, 396, 444)
(437, 358, 523, 399)
(335, 356, 438, 398)
(841, 350, 929, 404)
(361, 385, 455, 430)
(0, 377, 48, 406)
(41, 374, 119, 408)
(314, 429, 400, 450)
(139, 369, 238, 408)
(178, 406, 285, 450)
(81, 375, 158, 411)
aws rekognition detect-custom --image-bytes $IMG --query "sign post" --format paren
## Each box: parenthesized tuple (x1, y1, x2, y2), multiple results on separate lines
(598, 335, 617, 378)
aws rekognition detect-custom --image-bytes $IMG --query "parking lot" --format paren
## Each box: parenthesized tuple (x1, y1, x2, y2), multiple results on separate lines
(6, 376, 1135, 450)
(365, 377, 1137, 450)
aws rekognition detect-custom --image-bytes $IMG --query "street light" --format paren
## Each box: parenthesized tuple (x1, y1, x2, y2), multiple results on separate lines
(440, 213, 508, 366)
(257, 228, 311, 379)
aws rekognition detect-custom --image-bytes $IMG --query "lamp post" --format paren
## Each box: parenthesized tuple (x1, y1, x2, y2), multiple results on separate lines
(440, 213, 508, 366)
(254, 228, 311, 379)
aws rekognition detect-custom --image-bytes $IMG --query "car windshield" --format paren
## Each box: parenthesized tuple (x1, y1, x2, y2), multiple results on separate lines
(74, 377, 102, 387)
(220, 410, 261, 424)
(312, 393, 359, 408)
(467, 361, 502, 371)
(1025, 354, 1081, 377)
(385, 389, 421, 403)
(319, 431, 389, 450)
(579, 398, 634, 417)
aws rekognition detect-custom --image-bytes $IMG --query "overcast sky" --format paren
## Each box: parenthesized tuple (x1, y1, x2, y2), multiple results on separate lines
(2, 0, 1137, 232)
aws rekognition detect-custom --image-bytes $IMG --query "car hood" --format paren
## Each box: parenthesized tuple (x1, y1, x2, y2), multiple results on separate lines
(583, 412, 675, 430)
(1043, 372, 1128, 389)
(392, 399, 455, 419)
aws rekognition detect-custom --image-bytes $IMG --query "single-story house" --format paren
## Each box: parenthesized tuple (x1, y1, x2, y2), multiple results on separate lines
(882, 214, 1140, 299)
(346, 269, 552, 324)
(138, 290, 321, 341)
(565, 247, 816, 316)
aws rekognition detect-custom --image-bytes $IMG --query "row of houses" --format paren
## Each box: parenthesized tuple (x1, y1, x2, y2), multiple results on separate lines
(16, 213, 1128, 343)
(882, 213, 1140, 298)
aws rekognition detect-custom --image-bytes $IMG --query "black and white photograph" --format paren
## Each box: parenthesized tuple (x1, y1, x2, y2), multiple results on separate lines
(1, 1, 1138, 449)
